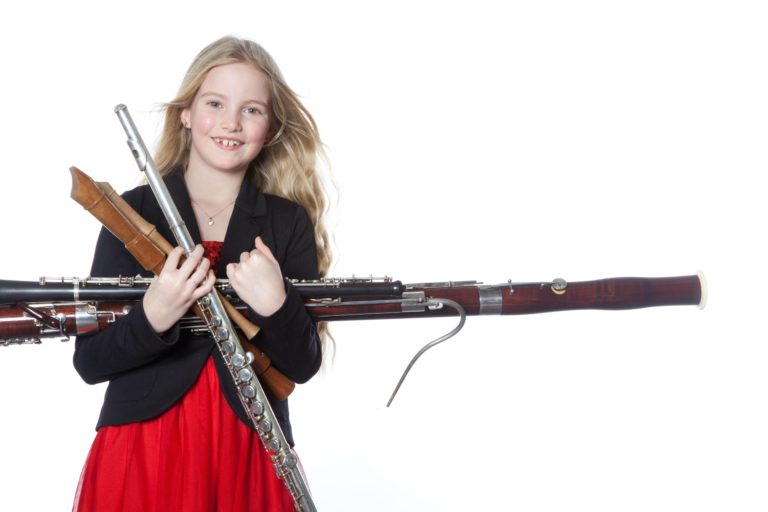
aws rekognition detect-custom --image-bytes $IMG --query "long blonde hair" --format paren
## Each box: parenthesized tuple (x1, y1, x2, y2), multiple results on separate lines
(155, 36, 332, 277)
(155, 36, 333, 349)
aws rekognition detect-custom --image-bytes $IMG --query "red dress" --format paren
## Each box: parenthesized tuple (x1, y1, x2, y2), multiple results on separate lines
(73, 242, 297, 512)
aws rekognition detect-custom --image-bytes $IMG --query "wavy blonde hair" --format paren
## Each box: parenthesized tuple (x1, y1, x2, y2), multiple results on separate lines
(155, 36, 333, 346)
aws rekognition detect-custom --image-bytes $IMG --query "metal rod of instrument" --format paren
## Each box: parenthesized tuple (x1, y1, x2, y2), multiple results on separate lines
(114, 105, 316, 512)
(386, 298, 466, 407)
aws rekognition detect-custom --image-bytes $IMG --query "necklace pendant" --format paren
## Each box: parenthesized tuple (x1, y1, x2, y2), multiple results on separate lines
(208, 218, 214, 226)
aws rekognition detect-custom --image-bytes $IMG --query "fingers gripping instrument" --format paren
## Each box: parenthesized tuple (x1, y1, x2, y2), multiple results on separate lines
(68, 166, 294, 401)
(115, 105, 316, 512)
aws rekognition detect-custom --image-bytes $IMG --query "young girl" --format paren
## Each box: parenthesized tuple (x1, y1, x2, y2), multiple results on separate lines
(72, 36, 331, 511)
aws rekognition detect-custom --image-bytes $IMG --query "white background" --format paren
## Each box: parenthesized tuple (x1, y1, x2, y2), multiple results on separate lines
(0, 1, 766, 510)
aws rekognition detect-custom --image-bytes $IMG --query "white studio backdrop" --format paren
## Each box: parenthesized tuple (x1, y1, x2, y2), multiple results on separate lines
(0, 1, 766, 511)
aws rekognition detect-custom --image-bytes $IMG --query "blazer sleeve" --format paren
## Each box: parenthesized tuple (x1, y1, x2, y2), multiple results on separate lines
(72, 198, 181, 385)
(248, 205, 322, 384)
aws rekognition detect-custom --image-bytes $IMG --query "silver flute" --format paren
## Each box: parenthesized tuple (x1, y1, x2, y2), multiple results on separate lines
(115, 105, 316, 512)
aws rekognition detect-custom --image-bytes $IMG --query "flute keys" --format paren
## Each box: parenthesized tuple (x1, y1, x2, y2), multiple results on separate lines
(232, 353, 246, 367)
(222, 341, 236, 355)
(238, 367, 254, 383)
(250, 401, 265, 415)
(259, 418, 272, 433)
(215, 327, 230, 341)
(240, 385, 257, 399)
(232, 351, 255, 369)
(282, 452, 297, 468)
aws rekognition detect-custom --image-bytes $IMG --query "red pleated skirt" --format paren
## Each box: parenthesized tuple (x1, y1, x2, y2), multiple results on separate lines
(72, 357, 297, 512)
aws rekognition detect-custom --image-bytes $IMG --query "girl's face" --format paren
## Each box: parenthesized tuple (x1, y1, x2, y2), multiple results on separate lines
(181, 63, 272, 177)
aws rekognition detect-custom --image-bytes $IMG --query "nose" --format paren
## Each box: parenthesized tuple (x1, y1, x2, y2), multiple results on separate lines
(221, 108, 241, 131)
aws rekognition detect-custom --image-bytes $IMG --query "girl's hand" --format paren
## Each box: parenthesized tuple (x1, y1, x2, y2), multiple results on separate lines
(226, 236, 287, 317)
(143, 245, 216, 334)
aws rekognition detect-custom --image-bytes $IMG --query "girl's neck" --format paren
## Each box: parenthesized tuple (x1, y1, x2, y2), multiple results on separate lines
(184, 164, 245, 206)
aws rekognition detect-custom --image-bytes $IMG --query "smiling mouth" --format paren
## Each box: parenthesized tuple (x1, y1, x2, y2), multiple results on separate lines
(213, 138, 243, 148)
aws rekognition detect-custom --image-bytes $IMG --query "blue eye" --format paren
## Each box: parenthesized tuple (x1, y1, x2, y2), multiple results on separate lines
(244, 106, 264, 115)
(207, 100, 222, 108)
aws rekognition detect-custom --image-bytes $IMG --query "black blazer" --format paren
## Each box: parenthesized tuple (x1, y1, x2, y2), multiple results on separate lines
(73, 169, 321, 447)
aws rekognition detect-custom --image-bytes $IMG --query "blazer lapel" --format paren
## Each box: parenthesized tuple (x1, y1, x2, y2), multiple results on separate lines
(165, 169, 202, 246)
(218, 175, 268, 276)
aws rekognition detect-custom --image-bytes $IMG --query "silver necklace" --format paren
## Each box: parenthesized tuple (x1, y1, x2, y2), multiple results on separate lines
(192, 199, 235, 226)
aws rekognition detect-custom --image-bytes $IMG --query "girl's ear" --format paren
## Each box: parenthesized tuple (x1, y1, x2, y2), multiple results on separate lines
(180, 109, 190, 129)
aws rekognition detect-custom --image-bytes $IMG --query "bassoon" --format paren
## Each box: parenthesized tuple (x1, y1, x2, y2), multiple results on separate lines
(0, 273, 704, 332)
(0, 272, 706, 404)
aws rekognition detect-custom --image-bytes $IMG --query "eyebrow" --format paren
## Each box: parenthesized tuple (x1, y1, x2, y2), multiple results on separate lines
(198, 91, 269, 108)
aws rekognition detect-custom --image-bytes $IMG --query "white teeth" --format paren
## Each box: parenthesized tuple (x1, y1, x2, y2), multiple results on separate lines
(215, 138, 241, 147)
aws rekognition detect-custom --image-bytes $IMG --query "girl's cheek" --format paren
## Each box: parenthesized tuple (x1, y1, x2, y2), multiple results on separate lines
(194, 115, 217, 134)
(250, 121, 271, 144)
